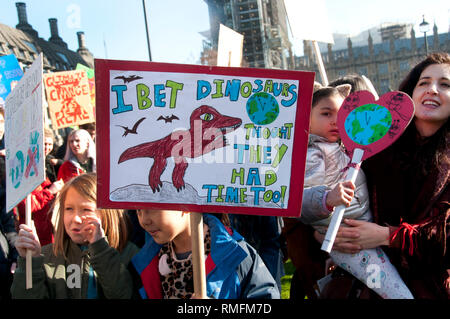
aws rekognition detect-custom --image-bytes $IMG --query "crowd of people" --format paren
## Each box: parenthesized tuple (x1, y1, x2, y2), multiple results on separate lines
(0, 52, 448, 300)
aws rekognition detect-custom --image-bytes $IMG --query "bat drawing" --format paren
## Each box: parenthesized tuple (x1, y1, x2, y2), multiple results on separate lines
(116, 117, 146, 137)
(114, 75, 143, 84)
(157, 114, 179, 123)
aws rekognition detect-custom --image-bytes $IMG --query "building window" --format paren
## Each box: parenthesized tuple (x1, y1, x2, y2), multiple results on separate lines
(399, 60, 409, 71)
(338, 69, 347, 77)
(378, 63, 388, 74)
(359, 67, 368, 76)
(23, 40, 38, 54)
(379, 79, 390, 94)
(56, 52, 70, 64)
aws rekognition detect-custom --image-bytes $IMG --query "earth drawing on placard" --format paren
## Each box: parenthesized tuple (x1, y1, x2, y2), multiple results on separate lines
(246, 92, 280, 125)
(344, 104, 392, 146)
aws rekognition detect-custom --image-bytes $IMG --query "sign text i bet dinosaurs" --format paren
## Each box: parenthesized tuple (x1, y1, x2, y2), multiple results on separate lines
(95, 59, 314, 217)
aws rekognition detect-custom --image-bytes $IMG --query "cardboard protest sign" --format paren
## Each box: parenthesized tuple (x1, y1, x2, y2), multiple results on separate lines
(217, 24, 244, 67)
(43, 69, 94, 129)
(283, 0, 333, 85)
(321, 90, 414, 252)
(95, 59, 314, 217)
(283, 0, 334, 44)
(0, 54, 24, 108)
(5, 54, 44, 212)
(76, 63, 96, 112)
(338, 90, 415, 160)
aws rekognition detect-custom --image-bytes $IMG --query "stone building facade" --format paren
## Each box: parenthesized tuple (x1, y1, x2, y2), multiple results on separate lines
(297, 25, 449, 94)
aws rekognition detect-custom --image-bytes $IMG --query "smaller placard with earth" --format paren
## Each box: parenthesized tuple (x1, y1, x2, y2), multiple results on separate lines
(338, 90, 414, 161)
(95, 59, 314, 217)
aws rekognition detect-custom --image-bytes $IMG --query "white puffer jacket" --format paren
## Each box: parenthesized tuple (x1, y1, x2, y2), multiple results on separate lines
(299, 134, 372, 231)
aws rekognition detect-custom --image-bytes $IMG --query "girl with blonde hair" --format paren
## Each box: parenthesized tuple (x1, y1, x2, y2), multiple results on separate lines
(12, 173, 139, 299)
(57, 129, 96, 183)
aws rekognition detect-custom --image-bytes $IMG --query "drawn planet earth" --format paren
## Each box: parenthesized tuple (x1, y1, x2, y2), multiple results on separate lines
(246, 92, 280, 125)
(344, 104, 392, 145)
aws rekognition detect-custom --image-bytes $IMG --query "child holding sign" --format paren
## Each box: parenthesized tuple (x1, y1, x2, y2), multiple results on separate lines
(132, 210, 279, 299)
(300, 85, 413, 299)
(16, 128, 64, 246)
(11, 173, 139, 299)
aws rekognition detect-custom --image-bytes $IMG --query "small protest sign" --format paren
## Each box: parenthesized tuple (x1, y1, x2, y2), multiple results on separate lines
(217, 24, 244, 67)
(76, 63, 96, 112)
(321, 90, 414, 252)
(5, 54, 45, 212)
(0, 54, 24, 108)
(43, 69, 94, 129)
(283, 0, 334, 44)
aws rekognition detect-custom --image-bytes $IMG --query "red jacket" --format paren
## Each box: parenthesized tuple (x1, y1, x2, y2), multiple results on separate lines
(17, 178, 55, 246)
(57, 161, 85, 183)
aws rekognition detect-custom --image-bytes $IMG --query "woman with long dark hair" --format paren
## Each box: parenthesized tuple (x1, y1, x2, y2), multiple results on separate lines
(319, 52, 449, 298)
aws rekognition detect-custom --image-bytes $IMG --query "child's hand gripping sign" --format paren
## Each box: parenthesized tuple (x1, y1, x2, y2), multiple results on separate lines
(321, 90, 414, 253)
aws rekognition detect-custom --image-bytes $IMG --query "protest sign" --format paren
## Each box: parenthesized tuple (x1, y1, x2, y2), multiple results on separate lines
(5, 54, 44, 212)
(5, 54, 45, 289)
(0, 54, 24, 108)
(76, 63, 96, 112)
(321, 90, 415, 252)
(44, 69, 94, 129)
(283, 0, 334, 44)
(217, 24, 244, 67)
(95, 59, 314, 218)
(283, 0, 333, 85)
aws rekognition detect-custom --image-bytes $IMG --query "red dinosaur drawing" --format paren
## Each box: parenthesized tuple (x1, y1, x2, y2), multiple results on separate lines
(118, 105, 242, 192)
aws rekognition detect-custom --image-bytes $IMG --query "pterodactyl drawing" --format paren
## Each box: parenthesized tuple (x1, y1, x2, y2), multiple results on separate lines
(157, 114, 180, 123)
(116, 117, 146, 137)
(114, 75, 143, 84)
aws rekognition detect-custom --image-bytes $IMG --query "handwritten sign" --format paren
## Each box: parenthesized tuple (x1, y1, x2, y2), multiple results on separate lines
(5, 54, 44, 212)
(0, 54, 24, 108)
(283, 0, 334, 44)
(43, 69, 94, 129)
(76, 63, 96, 112)
(217, 24, 244, 67)
(338, 90, 415, 161)
(95, 59, 314, 217)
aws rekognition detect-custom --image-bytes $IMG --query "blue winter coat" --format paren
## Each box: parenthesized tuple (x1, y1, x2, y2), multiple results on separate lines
(131, 214, 280, 299)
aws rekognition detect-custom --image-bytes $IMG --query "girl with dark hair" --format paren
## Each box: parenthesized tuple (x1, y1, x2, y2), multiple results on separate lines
(132, 209, 279, 299)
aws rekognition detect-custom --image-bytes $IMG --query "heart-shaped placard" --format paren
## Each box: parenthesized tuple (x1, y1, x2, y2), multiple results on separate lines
(322, 90, 414, 253)
(337, 90, 415, 161)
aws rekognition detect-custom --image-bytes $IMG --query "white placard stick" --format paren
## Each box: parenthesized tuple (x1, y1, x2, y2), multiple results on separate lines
(312, 40, 329, 86)
(25, 194, 32, 289)
(190, 212, 207, 298)
(321, 148, 364, 253)
(362, 75, 379, 100)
